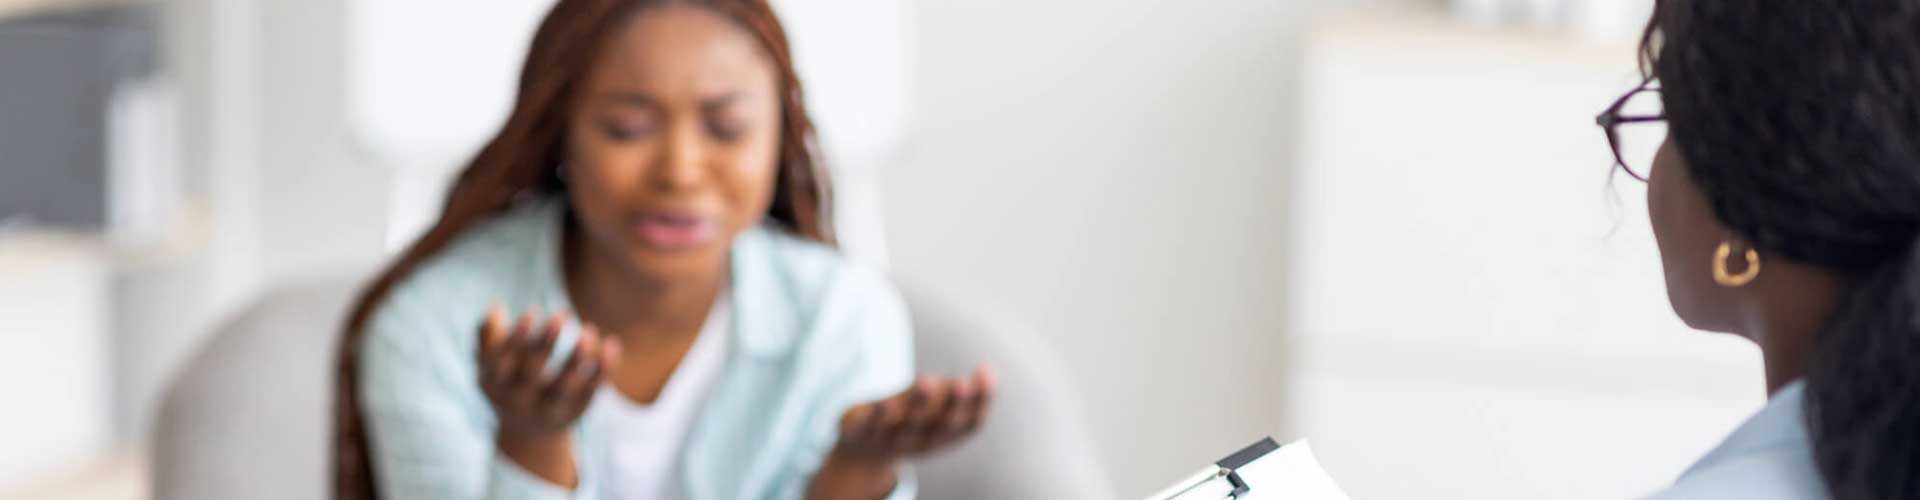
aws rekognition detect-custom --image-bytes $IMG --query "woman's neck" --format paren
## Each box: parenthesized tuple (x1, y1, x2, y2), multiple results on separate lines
(1740, 268, 1844, 396)
(562, 222, 726, 341)
(1753, 323, 1813, 396)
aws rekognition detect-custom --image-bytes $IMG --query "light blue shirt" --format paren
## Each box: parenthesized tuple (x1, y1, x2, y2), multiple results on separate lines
(1643, 381, 1828, 500)
(356, 198, 917, 500)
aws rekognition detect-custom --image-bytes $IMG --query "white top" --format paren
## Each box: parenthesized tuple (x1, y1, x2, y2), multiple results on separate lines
(582, 294, 733, 500)
(1643, 381, 1829, 500)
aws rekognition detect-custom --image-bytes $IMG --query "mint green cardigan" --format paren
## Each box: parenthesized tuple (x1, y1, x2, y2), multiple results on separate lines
(356, 198, 916, 500)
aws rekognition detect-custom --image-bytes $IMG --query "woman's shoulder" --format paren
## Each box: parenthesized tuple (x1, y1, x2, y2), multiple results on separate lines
(366, 199, 561, 343)
(1643, 446, 1828, 500)
(421, 199, 559, 280)
(744, 225, 902, 314)
(1645, 382, 1829, 500)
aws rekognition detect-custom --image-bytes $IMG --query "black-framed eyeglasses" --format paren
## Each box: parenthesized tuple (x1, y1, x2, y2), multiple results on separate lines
(1595, 78, 1667, 182)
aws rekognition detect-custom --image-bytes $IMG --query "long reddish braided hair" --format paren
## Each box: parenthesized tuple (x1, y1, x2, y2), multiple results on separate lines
(333, 1, 829, 497)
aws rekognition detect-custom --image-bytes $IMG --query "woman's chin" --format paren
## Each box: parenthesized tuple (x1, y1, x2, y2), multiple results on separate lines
(623, 246, 730, 282)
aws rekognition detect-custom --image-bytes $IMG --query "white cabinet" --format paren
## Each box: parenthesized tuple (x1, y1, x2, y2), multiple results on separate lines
(0, 234, 112, 493)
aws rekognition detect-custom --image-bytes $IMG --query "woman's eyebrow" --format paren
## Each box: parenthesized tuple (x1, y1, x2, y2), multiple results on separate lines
(597, 92, 661, 108)
(699, 92, 743, 113)
(593, 91, 744, 111)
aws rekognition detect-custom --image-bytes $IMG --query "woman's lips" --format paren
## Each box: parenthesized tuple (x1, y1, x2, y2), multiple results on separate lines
(631, 212, 715, 250)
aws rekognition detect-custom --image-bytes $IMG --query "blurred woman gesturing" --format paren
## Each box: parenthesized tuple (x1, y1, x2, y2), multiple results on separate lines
(334, 2, 992, 499)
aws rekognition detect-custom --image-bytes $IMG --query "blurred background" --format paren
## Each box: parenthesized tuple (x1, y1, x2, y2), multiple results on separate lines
(0, 0, 1764, 498)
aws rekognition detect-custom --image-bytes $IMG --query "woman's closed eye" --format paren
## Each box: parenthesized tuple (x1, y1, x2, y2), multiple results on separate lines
(704, 114, 747, 142)
(600, 114, 659, 142)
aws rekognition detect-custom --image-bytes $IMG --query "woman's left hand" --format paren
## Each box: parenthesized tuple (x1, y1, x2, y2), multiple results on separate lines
(839, 365, 996, 457)
(807, 366, 996, 500)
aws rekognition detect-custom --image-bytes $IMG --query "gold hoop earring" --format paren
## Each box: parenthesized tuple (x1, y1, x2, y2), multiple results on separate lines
(1712, 241, 1761, 287)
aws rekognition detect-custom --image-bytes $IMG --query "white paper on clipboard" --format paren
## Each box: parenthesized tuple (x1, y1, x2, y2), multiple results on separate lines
(1148, 438, 1351, 500)
(1232, 441, 1349, 500)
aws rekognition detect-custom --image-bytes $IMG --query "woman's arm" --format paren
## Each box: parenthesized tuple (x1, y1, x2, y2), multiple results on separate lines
(476, 307, 621, 487)
(806, 450, 901, 500)
(805, 370, 996, 500)
(357, 292, 614, 499)
(796, 268, 995, 500)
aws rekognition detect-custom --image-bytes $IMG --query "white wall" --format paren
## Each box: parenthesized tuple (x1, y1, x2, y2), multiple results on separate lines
(1285, 11, 1762, 500)
(346, 0, 551, 250)
(770, 0, 913, 264)
(885, 2, 1759, 498)
(354, 0, 912, 263)
(253, 0, 389, 283)
(886, 1, 1311, 495)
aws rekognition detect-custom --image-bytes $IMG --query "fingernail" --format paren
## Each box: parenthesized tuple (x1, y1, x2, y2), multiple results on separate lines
(602, 338, 622, 364)
(514, 310, 536, 337)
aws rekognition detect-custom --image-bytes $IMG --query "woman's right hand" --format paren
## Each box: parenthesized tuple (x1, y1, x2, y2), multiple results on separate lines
(477, 304, 622, 487)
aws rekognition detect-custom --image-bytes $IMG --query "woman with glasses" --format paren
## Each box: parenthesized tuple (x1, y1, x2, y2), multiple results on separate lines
(1595, 1, 1920, 499)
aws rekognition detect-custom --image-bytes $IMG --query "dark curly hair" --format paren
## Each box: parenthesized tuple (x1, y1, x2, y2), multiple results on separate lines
(1643, 1, 1920, 498)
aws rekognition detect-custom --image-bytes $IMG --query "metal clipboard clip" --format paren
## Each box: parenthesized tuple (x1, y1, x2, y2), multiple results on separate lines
(1147, 438, 1282, 500)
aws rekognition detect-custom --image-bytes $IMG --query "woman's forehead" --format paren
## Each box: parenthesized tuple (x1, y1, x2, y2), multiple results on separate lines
(584, 5, 777, 98)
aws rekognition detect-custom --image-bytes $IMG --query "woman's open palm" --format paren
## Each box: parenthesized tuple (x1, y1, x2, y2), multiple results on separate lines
(835, 366, 996, 459)
(476, 305, 622, 440)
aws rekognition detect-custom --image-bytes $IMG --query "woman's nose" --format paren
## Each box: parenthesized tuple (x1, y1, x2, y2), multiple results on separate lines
(651, 121, 706, 190)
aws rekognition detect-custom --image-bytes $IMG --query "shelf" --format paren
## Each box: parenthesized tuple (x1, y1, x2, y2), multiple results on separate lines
(0, 0, 138, 23)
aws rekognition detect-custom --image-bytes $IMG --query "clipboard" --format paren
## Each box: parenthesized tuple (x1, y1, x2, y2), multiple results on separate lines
(1146, 437, 1351, 500)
